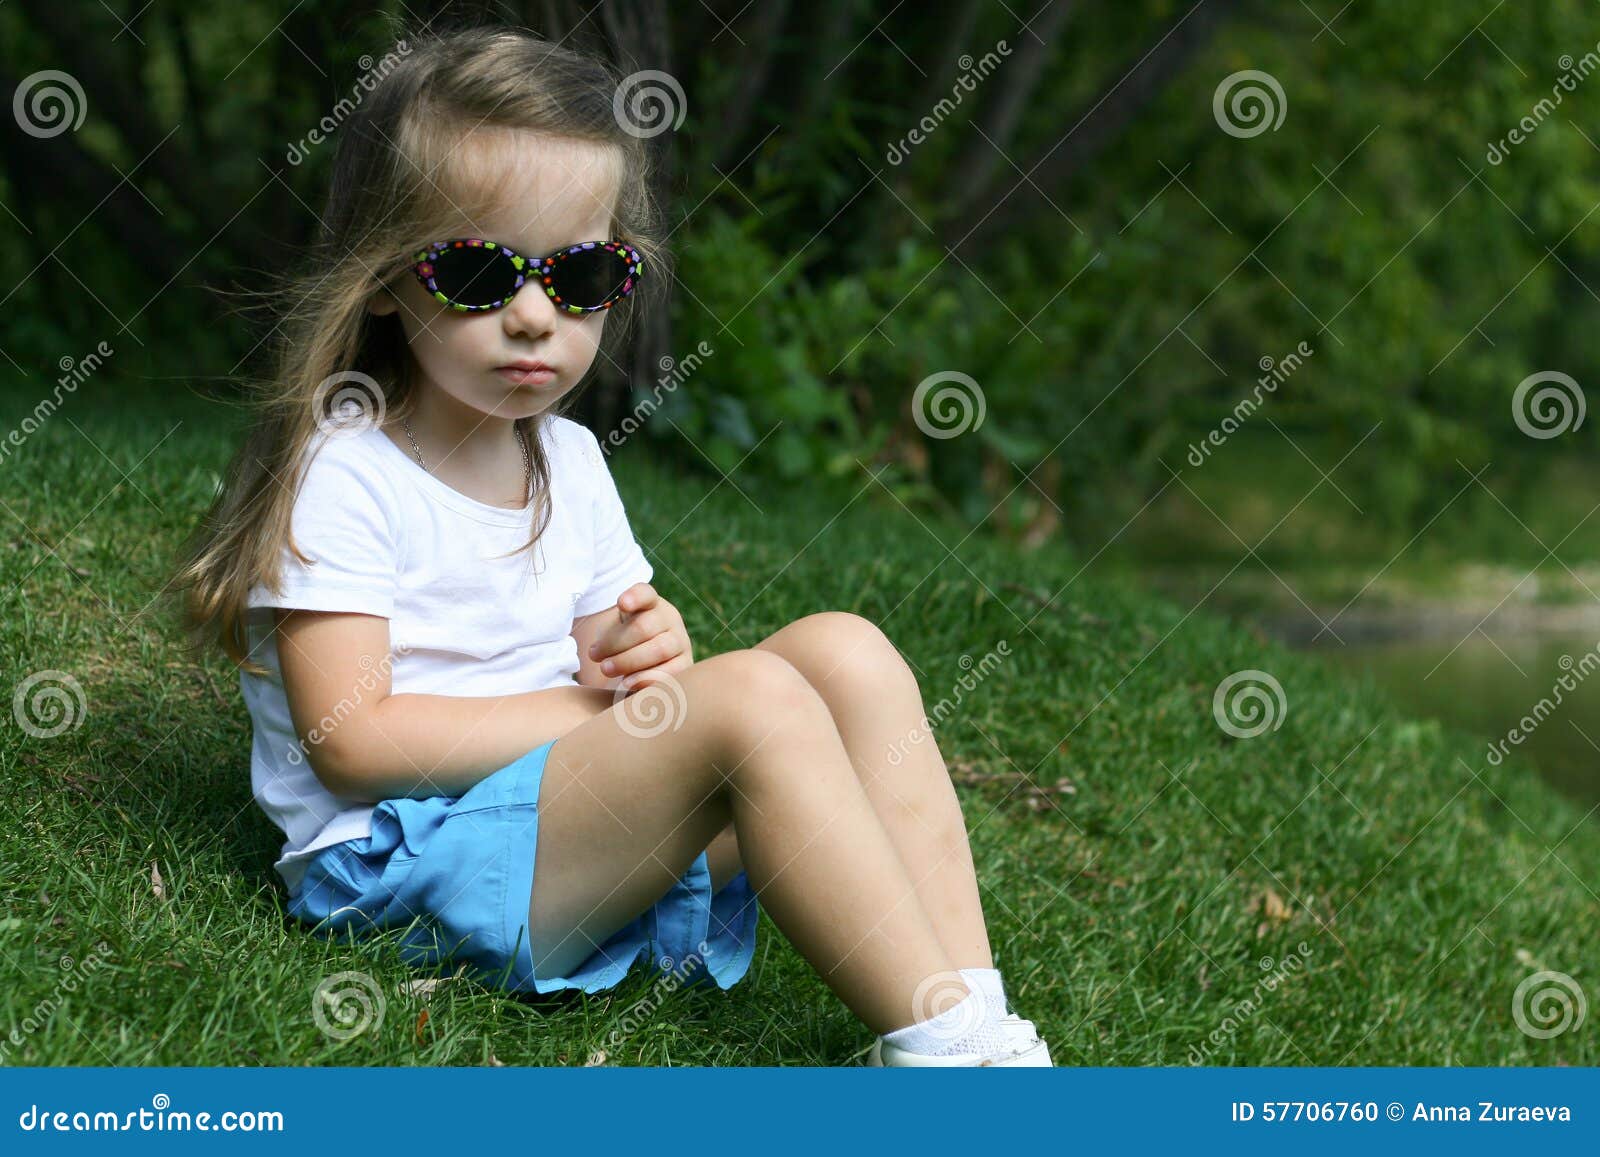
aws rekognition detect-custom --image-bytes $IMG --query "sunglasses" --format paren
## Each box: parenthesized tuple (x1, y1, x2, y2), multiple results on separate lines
(410, 237, 644, 314)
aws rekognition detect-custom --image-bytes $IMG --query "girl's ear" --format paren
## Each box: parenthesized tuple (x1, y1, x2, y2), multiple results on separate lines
(367, 285, 400, 317)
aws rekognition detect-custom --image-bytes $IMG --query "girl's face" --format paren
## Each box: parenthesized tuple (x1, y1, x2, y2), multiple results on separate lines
(369, 134, 624, 420)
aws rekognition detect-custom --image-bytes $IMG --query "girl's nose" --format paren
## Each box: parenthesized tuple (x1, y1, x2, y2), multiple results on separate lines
(501, 280, 560, 341)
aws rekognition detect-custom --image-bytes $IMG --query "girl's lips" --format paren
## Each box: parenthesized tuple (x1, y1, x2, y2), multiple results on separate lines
(494, 366, 557, 386)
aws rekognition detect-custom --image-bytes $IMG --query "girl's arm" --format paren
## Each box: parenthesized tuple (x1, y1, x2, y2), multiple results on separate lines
(274, 608, 613, 803)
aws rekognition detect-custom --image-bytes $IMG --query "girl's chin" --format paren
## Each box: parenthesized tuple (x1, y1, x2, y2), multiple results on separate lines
(415, 374, 574, 419)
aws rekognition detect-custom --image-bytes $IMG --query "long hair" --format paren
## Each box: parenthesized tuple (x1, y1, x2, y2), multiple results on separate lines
(168, 25, 659, 676)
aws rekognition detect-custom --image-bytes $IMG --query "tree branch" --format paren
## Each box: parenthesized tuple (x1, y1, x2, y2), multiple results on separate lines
(713, 0, 791, 172)
(953, 0, 1239, 252)
(947, 0, 1077, 215)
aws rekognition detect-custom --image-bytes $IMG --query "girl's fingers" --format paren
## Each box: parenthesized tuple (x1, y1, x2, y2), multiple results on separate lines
(617, 583, 657, 618)
(589, 610, 662, 662)
(619, 652, 694, 692)
(602, 631, 684, 678)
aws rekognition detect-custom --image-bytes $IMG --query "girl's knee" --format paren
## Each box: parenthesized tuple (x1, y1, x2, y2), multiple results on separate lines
(685, 649, 832, 757)
(793, 611, 920, 698)
(693, 648, 818, 707)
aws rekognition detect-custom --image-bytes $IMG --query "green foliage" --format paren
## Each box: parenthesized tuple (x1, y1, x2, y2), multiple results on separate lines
(662, 1, 1600, 548)
(7, 1, 1600, 555)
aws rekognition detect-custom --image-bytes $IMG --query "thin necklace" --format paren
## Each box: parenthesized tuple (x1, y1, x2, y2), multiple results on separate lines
(402, 415, 533, 499)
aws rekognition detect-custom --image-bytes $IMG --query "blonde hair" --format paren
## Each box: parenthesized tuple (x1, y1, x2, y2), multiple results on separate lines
(168, 24, 659, 675)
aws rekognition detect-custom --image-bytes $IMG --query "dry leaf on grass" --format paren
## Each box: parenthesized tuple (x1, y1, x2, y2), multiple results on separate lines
(1250, 886, 1292, 938)
(949, 760, 1078, 809)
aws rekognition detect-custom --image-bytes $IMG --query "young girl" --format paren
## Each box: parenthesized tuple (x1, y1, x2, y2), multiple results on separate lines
(173, 25, 1051, 1068)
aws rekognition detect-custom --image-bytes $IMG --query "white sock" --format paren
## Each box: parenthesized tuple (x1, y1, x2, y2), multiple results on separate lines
(880, 988, 1010, 1057)
(960, 966, 1011, 1017)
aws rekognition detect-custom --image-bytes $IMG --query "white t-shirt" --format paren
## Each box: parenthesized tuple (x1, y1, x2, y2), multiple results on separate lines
(239, 414, 653, 894)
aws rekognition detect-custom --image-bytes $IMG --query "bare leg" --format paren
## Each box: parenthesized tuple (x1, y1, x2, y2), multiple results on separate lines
(527, 649, 973, 1035)
(742, 612, 995, 970)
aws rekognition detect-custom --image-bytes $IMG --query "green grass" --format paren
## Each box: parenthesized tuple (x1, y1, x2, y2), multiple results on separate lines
(0, 378, 1596, 1067)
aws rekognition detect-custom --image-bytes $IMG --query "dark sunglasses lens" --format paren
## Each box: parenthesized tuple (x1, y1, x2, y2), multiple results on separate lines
(550, 246, 634, 309)
(428, 245, 519, 308)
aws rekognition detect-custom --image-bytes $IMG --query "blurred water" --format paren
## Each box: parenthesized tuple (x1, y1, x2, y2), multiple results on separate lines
(1303, 630, 1600, 810)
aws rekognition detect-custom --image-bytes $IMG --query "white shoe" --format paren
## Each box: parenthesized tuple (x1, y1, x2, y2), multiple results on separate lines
(865, 1033, 1054, 1067)
(997, 1011, 1054, 1064)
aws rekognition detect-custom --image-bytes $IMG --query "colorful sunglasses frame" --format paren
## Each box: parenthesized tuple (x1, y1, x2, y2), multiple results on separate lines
(410, 237, 645, 314)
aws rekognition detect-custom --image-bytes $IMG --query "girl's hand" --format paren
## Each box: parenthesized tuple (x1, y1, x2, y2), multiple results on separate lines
(588, 583, 694, 693)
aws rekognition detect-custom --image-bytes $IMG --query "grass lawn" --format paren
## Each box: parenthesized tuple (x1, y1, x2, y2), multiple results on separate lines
(1, 378, 1596, 1067)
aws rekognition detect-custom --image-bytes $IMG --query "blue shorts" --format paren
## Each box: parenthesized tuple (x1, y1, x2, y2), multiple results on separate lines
(284, 738, 759, 995)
